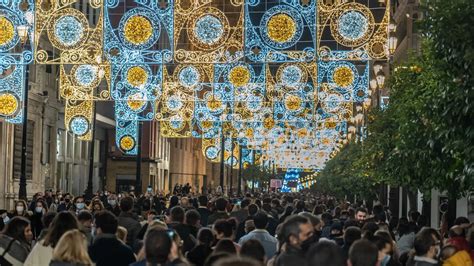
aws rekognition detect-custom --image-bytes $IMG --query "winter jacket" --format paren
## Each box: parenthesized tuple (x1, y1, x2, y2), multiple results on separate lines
(443, 250, 473, 266)
(0, 234, 30, 266)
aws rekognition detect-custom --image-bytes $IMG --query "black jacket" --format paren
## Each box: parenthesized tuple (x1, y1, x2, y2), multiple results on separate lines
(186, 244, 213, 266)
(197, 207, 211, 227)
(88, 234, 136, 266)
(117, 211, 142, 248)
(274, 245, 308, 266)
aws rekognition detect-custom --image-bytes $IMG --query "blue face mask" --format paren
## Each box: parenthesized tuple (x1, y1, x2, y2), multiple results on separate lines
(76, 203, 85, 210)
(381, 255, 391, 266)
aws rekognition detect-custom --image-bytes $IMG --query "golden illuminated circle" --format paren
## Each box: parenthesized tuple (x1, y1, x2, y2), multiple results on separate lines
(0, 93, 18, 116)
(120, 136, 135, 151)
(127, 66, 148, 87)
(201, 121, 212, 129)
(297, 128, 307, 138)
(207, 97, 222, 111)
(228, 66, 251, 87)
(333, 66, 354, 87)
(245, 128, 254, 138)
(124, 16, 153, 45)
(0, 17, 15, 46)
(267, 14, 296, 43)
(263, 117, 275, 129)
(285, 95, 302, 111)
(127, 93, 146, 111)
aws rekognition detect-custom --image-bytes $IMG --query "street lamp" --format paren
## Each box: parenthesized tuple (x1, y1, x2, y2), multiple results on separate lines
(18, 24, 30, 200)
(389, 34, 398, 55)
(376, 71, 386, 89)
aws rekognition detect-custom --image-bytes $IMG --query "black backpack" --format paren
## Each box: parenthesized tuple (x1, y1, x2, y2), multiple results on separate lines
(0, 239, 15, 266)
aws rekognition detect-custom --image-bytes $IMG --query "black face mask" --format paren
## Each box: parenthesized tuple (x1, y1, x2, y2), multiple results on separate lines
(301, 233, 319, 253)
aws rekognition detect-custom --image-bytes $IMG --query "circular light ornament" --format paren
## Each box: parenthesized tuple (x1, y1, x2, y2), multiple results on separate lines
(120, 135, 135, 152)
(53, 15, 85, 47)
(246, 95, 262, 112)
(330, 4, 375, 47)
(193, 15, 224, 45)
(207, 96, 222, 111)
(281, 65, 303, 87)
(127, 92, 147, 112)
(267, 14, 296, 43)
(0, 93, 19, 116)
(333, 66, 354, 87)
(0, 17, 15, 46)
(337, 11, 368, 41)
(69, 116, 89, 136)
(166, 95, 184, 111)
(126, 66, 149, 88)
(169, 116, 184, 130)
(261, 7, 303, 49)
(200, 121, 212, 129)
(285, 95, 302, 111)
(263, 117, 275, 130)
(124, 15, 153, 45)
(178, 66, 200, 88)
(228, 66, 251, 88)
(205, 146, 219, 160)
(119, 8, 160, 49)
(74, 65, 98, 87)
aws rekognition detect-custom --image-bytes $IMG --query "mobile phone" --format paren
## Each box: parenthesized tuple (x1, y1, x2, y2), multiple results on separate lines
(167, 230, 175, 238)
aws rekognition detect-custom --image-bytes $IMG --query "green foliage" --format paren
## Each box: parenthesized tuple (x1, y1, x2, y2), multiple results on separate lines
(242, 163, 273, 184)
(316, 0, 474, 200)
(314, 142, 379, 201)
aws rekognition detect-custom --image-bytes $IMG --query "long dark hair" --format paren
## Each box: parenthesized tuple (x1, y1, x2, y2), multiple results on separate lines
(43, 211, 79, 248)
(2, 216, 30, 245)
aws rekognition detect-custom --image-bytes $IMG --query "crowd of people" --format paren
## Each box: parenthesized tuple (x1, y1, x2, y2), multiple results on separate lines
(0, 188, 472, 266)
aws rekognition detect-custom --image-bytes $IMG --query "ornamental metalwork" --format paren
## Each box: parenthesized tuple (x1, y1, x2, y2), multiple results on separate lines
(0, 0, 391, 169)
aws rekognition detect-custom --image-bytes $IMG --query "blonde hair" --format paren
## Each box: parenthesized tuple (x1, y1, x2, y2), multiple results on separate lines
(52, 229, 93, 265)
(116, 226, 128, 243)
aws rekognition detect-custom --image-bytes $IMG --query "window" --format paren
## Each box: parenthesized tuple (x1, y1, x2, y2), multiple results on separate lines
(13, 120, 34, 180)
(42, 126, 52, 164)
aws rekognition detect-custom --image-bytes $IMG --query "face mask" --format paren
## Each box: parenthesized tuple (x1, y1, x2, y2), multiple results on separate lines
(301, 234, 318, 253)
(108, 200, 116, 206)
(35, 207, 43, 213)
(76, 203, 85, 210)
(381, 255, 391, 266)
(91, 226, 96, 237)
(16, 206, 24, 213)
(104, 192, 108, 196)
(54, 199, 59, 204)
(3, 216, 10, 224)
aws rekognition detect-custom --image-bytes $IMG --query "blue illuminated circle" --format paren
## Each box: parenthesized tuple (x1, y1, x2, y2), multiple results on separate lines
(70, 116, 89, 136)
(337, 11, 368, 41)
(179, 66, 200, 87)
(246, 95, 262, 112)
(281, 65, 302, 87)
(54, 16, 84, 47)
(166, 95, 183, 111)
(170, 118, 183, 129)
(194, 15, 224, 45)
(205, 146, 219, 160)
(74, 65, 97, 87)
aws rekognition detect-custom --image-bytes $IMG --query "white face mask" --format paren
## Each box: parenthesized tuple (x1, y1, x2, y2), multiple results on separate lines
(16, 206, 24, 213)
(3, 215, 10, 224)
(35, 207, 43, 213)
(108, 200, 116, 206)
(76, 203, 85, 210)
